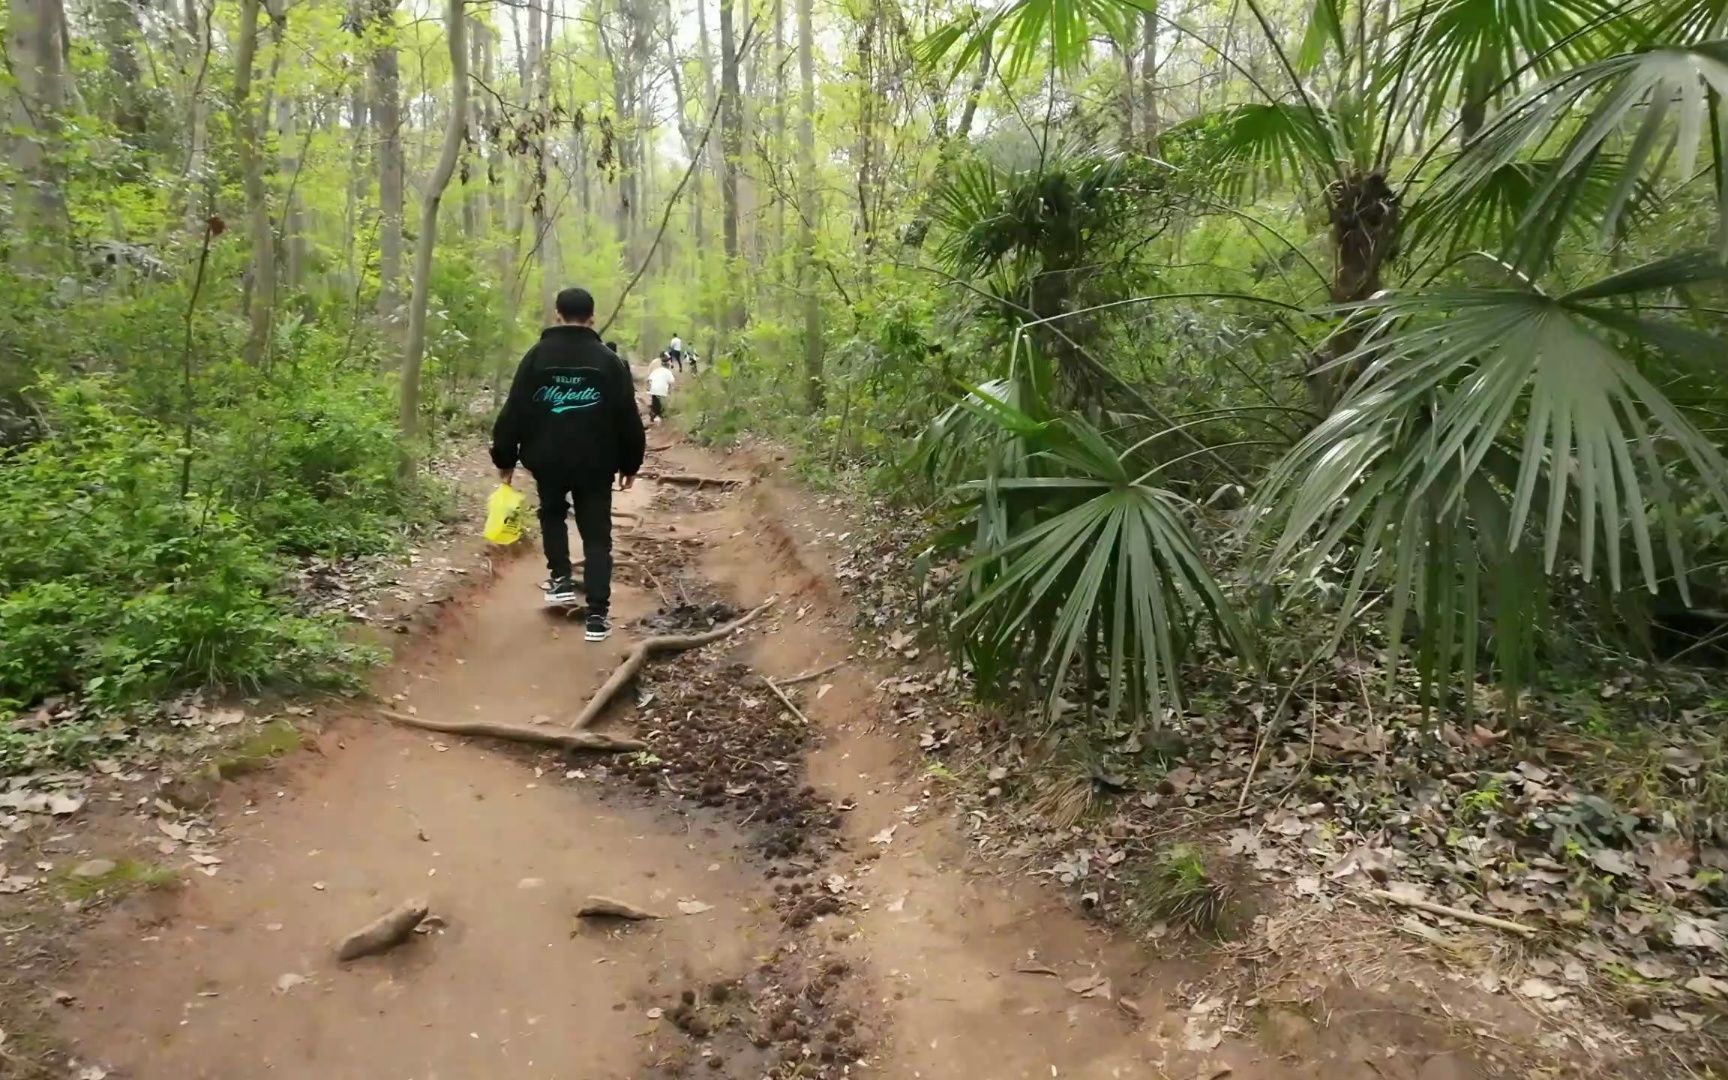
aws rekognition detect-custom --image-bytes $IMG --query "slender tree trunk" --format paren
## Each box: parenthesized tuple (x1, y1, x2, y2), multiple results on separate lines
(1140, 8, 1160, 152)
(535, 0, 561, 324)
(278, 94, 306, 289)
(795, 0, 822, 408)
(772, 0, 787, 294)
(180, 0, 212, 226)
(402, 0, 469, 448)
(902, 43, 988, 250)
(235, 0, 274, 364)
(719, 0, 742, 332)
(462, 13, 486, 239)
(371, 0, 404, 323)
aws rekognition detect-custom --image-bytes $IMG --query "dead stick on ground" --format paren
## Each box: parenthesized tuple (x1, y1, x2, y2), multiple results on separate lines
(777, 659, 845, 687)
(762, 676, 812, 725)
(379, 709, 647, 752)
(569, 600, 775, 730)
(1367, 889, 1536, 937)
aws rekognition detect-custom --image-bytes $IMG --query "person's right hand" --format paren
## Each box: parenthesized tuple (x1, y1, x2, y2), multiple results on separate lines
(618, 474, 636, 491)
(499, 467, 515, 486)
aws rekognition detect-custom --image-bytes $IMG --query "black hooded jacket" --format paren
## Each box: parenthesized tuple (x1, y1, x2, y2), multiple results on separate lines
(490, 324, 646, 479)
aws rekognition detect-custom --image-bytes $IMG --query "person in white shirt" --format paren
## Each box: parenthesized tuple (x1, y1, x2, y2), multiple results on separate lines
(668, 334, 684, 371)
(647, 357, 676, 423)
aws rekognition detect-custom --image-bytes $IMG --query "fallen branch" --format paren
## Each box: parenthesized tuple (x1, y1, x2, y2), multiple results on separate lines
(1367, 889, 1536, 938)
(577, 896, 662, 920)
(778, 659, 845, 687)
(336, 898, 429, 961)
(762, 676, 812, 726)
(642, 471, 746, 488)
(570, 600, 774, 730)
(380, 709, 647, 752)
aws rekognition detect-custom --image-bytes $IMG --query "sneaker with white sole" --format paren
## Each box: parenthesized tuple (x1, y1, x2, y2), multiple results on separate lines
(544, 576, 579, 605)
(584, 613, 611, 641)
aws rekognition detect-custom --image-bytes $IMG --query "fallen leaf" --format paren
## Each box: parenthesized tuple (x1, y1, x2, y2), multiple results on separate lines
(156, 820, 190, 842)
(1064, 972, 1112, 1000)
(69, 859, 115, 880)
(47, 793, 84, 816)
(1517, 978, 1562, 1001)
(887, 893, 906, 913)
(646, 1007, 664, 1019)
(1685, 975, 1728, 999)
(869, 825, 897, 846)
(1646, 1012, 1693, 1033)
(1014, 959, 1058, 976)
(676, 900, 714, 915)
(1591, 849, 1635, 877)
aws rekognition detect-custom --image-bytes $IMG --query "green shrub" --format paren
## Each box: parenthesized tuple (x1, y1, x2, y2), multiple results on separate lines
(0, 380, 369, 751)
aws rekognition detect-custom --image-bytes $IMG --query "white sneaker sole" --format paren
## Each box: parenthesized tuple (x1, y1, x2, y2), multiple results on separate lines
(545, 594, 579, 607)
(584, 627, 611, 642)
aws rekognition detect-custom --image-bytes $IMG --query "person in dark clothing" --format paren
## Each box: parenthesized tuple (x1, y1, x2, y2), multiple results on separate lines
(491, 287, 646, 641)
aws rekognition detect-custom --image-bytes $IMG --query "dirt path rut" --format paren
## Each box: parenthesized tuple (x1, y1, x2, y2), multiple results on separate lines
(56, 439, 1398, 1080)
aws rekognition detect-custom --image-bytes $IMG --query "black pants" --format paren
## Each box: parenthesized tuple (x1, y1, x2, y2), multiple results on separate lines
(650, 395, 666, 420)
(533, 471, 613, 613)
(667, 349, 682, 371)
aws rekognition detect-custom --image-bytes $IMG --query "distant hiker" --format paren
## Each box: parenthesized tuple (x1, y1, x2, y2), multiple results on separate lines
(647, 356, 675, 424)
(491, 286, 646, 641)
(668, 333, 684, 372)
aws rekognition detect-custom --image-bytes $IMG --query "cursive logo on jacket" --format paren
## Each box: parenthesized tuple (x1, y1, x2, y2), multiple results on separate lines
(533, 371, 603, 414)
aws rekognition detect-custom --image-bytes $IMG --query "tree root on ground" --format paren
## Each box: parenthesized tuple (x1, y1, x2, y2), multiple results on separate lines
(641, 471, 746, 488)
(568, 600, 774, 730)
(379, 709, 648, 752)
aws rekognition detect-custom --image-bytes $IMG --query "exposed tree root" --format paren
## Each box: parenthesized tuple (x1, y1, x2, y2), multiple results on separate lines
(569, 600, 774, 730)
(379, 709, 648, 752)
(642, 471, 746, 488)
(577, 896, 662, 920)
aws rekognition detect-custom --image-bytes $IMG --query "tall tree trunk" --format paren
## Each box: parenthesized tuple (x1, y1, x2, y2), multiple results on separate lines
(179, 0, 213, 227)
(5, 0, 74, 259)
(795, 0, 822, 409)
(402, 0, 469, 447)
(278, 94, 306, 289)
(1118, 38, 1135, 146)
(1140, 8, 1160, 152)
(462, 13, 486, 239)
(535, 0, 561, 324)
(901, 43, 988, 250)
(371, 0, 404, 323)
(98, 0, 147, 135)
(235, 0, 274, 364)
(772, 0, 787, 294)
(719, 0, 742, 333)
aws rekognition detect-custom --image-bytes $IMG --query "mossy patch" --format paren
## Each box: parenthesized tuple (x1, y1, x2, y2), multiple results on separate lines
(55, 857, 180, 903)
(213, 718, 305, 778)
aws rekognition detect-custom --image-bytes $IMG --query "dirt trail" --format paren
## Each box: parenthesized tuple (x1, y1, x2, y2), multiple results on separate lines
(56, 436, 1485, 1079)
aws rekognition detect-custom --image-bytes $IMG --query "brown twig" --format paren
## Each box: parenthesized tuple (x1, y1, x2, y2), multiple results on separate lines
(777, 660, 846, 687)
(568, 600, 775, 730)
(380, 708, 647, 752)
(1366, 889, 1537, 938)
(762, 676, 812, 725)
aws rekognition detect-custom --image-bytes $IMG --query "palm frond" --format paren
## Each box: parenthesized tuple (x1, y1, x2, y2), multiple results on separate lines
(1258, 255, 1728, 703)
(1396, 0, 1619, 134)
(936, 397, 1249, 726)
(1406, 154, 1658, 262)
(916, 0, 1147, 81)
(1442, 41, 1728, 268)
(1296, 0, 1348, 73)
(1170, 103, 1343, 203)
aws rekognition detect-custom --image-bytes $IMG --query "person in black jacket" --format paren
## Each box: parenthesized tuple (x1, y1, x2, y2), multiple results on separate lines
(490, 287, 645, 641)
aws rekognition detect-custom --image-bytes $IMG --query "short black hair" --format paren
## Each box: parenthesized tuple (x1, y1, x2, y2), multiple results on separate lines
(554, 287, 595, 322)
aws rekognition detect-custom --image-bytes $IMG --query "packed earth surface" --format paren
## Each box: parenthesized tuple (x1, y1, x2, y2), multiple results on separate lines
(0, 382, 1675, 1080)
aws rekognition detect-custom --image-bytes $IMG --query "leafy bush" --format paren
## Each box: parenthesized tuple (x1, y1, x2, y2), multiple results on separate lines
(0, 380, 369, 744)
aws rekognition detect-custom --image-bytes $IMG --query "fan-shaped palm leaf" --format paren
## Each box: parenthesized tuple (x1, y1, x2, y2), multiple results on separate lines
(1406, 154, 1657, 262)
(916, 0, 1146, 81)
(1443, 41, 1728, 268)
(1170, 103, 1344, 203)
(1258, 253, 1728, 702)
(934, 392, 1249, 725)
(1397, 0, 1619, 134)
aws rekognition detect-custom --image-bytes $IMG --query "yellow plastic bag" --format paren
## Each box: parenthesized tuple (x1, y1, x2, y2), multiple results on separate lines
(484, 483, 527, 545)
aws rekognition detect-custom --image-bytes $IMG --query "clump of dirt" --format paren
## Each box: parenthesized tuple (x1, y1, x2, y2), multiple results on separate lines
(648, 951, 869, 1078)
(636, 601, 741, 636)
(613, 655, 842, 881)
